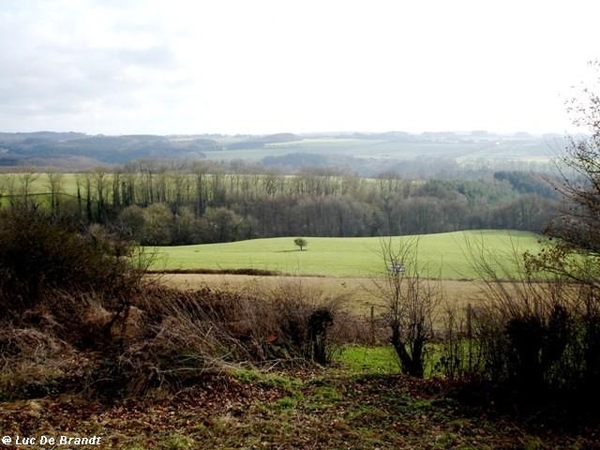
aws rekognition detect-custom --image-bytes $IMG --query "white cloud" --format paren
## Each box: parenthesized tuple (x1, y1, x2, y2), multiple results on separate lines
(0, 0, 598, 135)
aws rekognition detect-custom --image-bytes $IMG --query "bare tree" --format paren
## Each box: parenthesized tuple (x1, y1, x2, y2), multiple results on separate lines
(0, 174, 9, 206)
(19, 167, 39, 206)
(46, 171, 64, 213)
(547, 60, 600, 263)
(93, 166, 108, 222)
(368, 237, 442, 377)
(522, 61, 600, 386)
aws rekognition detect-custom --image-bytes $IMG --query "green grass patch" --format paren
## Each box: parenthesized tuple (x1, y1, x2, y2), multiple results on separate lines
(336, 346, 400, 374)
(274, 395, 299, 411)
(304, 385, 343, 412)
(232, 368, 302, 392)
(160, 433, 195, 450)
(148, 230, 542, 279)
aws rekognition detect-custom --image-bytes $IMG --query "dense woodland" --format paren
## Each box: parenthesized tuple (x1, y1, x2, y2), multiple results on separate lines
(0, 163, 559, 245)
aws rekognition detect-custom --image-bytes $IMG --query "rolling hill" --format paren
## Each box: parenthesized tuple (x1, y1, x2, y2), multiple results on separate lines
(149, 230, 543, 279)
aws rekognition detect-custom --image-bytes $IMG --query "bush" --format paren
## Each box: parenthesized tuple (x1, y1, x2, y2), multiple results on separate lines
(452, 273, 600, 398)
(441, 236, 600, 401)
(0, 205, 342, 399)
(0, 205, 145, 317)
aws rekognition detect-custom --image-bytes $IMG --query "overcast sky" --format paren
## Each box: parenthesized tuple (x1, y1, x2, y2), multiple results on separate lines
(0, 0, 598, 136)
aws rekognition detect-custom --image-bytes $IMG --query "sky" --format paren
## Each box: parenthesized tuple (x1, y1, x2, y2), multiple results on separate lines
(0, 0, 599, 136)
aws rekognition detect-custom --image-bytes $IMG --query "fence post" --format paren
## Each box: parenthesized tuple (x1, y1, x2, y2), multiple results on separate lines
(370, 305, 375, 345)
(466, 303, 473, 372)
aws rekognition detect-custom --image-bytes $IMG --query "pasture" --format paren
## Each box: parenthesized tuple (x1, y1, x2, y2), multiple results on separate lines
(151, 229, 543, 318)
(149, 230, 543, 279)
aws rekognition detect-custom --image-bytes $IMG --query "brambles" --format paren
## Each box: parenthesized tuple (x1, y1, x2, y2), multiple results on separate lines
(442, 233, 600, 401)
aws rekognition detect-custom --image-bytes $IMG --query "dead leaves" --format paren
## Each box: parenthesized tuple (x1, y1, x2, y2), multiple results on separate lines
(0, 372, 598, 449)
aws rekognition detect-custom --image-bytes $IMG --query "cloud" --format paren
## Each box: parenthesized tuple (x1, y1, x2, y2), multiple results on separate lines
(0, 0, 597, 134)
(0, 0, 188, 131)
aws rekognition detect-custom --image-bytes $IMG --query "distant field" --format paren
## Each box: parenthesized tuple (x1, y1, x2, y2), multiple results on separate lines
(149, 230, 543, 279)
(0, 173, 80, 194)
(203, 137, 556, 163)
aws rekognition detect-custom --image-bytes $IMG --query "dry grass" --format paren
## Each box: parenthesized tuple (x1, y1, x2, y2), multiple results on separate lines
(155, 273, 487, 315)
(0, 326, 93, 400)
(0, 282, 343, 400)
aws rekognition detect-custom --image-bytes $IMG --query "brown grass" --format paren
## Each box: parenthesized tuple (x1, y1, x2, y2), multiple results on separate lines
(155, 273, 487, 315)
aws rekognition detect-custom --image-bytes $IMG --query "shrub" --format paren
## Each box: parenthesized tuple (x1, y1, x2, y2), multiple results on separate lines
(455, 243, 600, 398)
(0, 205, 343, 399)
(436, 235, 600, 403)
(0, 205, 145, 317)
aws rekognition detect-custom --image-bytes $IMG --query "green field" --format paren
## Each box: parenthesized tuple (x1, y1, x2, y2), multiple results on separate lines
(149, 230, 542, 279)
(0, 172, 80, 193)
(203, 136, 557, 163)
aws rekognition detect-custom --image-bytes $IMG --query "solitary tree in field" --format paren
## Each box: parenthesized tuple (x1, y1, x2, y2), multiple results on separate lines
(294, 238, 307, 251)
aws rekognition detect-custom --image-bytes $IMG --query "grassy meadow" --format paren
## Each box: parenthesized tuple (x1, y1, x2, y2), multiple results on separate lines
(149, 230, 542, 279)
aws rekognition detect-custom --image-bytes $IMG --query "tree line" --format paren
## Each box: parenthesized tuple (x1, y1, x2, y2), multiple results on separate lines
(0, 162, 560, 245)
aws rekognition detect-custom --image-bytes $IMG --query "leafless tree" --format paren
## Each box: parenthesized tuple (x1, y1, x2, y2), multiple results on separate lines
(46, 171, 64, 213)
(522, 61, 600, 386)
(548, 60, 600, 264)
(368, 237, 442, 377)
(0, 174, 10, 206)
(19, 167, 39, 205)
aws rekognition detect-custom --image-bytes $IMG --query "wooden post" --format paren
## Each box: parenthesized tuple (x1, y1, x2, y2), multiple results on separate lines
(370, 305, 375, 345)
(466, 303, 473, 371)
